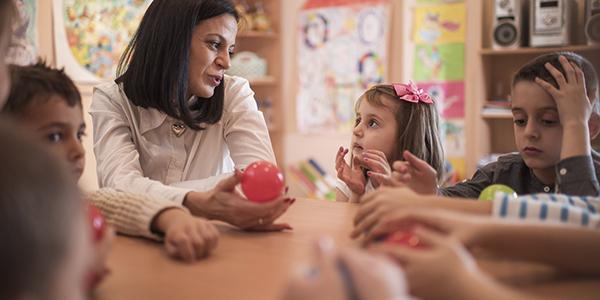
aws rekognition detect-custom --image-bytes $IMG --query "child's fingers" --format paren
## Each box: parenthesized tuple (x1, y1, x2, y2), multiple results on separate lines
(169, 235, 195, 262)
(558, 55, 576, 84)
(189, 230, 208, 259)
(544, 62, 567, 86)
(364, 149, 388, 161)
(351, 209, 383, 239)
(368, 244, 417, 266)
(534, 77, 559, 97)
(574, 64, 587, 90)
(412, 226, 447, 248)
(392, 161, 410, 173)
(368, 171, 394, 186)
(402, 151, 430, 173)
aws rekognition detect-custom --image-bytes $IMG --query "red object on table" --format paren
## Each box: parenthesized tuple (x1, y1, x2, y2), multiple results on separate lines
(88, 203, 106, 242)
(385, 227, 425, 249)
(241, 161, 285, 203)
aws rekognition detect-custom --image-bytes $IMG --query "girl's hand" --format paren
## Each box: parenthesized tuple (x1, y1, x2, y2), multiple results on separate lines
(388, 151, 438, 195)
(369, 226, 481, 300)
(335, 147, 366, 195)
(282, 238, 408, 300)
(155, 208, 219, 262)
(184, 172, 294, 231)
(361, 149, 392, 188)
(535, 55, 592, 127)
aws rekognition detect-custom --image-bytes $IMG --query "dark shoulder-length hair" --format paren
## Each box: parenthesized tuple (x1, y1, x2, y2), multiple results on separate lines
(116, 0, 239, 130)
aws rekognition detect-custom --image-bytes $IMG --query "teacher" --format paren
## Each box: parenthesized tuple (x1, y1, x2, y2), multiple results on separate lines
(90, 0, 292, 231)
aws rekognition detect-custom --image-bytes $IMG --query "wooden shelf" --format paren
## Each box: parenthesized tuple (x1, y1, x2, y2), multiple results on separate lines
(238, 31, 276, 38)
(248, 76, 276, 86)
(482, 109, 512, 120)
(480, 44, 600, 56)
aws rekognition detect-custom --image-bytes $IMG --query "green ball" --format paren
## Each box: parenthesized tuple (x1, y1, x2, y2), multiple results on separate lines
(479, 184, 517, 201)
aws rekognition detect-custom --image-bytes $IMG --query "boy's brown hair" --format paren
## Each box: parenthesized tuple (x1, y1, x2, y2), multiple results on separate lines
(0, 120, 83, 299)
(3, 61, 82, 115)
(356, 84, 445, 181)
(512, 52, 600, 115)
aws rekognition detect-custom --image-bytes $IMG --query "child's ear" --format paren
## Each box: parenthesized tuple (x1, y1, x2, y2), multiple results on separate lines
(589, 113, 600, 140)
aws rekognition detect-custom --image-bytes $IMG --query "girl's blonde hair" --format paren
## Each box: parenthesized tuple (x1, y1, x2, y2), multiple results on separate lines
(356, 84, 445, 181)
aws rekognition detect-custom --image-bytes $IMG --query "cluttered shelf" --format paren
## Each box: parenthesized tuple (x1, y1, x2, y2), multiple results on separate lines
(479, 44, 600, 56)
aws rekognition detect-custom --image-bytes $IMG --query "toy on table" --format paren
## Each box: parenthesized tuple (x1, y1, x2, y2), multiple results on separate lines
(478, 184, 517, 201)
(241, 160, 285, 203)
(383, 227, 425, 249)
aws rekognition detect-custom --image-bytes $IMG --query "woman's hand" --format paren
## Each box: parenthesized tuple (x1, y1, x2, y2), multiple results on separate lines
(336, 147, 366, 195)
(184, 171, 294, 231)
(153, 208, 219, 262)
(282, 238, 408, 300)
(361, 149, 392, 188)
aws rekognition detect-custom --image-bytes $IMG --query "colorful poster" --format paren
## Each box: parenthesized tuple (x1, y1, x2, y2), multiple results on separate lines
(7, 0, 37, 65)
(418, 80, 464, 118)
(413, 2, 466, 45)
(297, 0, 390, 133)
(53, 0, 152, 83)
(441, 119, 465, 157)
(413, 43, 464, 81)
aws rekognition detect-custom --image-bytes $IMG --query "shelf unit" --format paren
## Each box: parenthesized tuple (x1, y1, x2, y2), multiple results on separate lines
(234, 0, 284, 164)
(465, 0, 600, 175)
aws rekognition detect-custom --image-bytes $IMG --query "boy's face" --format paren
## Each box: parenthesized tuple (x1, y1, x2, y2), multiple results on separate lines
(352, 97, 398, 163)
(20, 95, 86, 179)
(512, 81, 563, 173)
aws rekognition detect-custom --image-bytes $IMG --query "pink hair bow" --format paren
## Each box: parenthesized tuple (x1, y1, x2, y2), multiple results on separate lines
(392, 81, 434, 104)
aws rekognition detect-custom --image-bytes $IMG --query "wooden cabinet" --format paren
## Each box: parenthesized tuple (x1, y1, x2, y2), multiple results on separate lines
(464, 0, 600, 176)
(233, 0, 284, 164)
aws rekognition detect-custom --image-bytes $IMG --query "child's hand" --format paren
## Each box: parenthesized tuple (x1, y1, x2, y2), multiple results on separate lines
(388, 151, 438, 195)
(535, 55, 592, 127)
(156, 208, 219, 262)
(362, 208, 482, 247)
(369, 226, 482, 300)
(335, 147, 366, 195)
(361, 149, 392, 188)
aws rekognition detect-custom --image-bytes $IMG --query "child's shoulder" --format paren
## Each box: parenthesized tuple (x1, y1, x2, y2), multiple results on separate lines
(480, 152, 525, 174)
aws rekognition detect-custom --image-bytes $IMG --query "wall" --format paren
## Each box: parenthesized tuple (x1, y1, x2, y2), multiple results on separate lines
(281, 0, 406, 175)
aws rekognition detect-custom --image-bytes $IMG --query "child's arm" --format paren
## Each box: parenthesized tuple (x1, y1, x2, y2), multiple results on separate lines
(535, 56, 599, 196)
(367, 209, 600, 276)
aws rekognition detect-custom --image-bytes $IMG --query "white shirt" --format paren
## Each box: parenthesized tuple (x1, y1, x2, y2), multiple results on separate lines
(90, 75, 275, 205)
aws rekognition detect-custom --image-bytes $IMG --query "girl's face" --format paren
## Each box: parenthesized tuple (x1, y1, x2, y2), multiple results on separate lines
(511, 81, 563, 178)
(188, 13, 237, 99)
(20, 96, 86, 179)
(352, 97, 398, 162)
(48, 213, 92, 300)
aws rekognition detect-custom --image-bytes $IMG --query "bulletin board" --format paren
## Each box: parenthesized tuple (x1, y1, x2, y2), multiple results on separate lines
(7, 0, 38, 66)
(52, 0, 152, 83)
(297, 0, 390, 133)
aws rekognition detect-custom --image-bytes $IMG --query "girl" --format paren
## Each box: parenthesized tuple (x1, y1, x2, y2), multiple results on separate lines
(91, 0, 292, 230)
(4, 62, 218, 263)
(386, 52, 600, 198)
(336, 82, 444, 202)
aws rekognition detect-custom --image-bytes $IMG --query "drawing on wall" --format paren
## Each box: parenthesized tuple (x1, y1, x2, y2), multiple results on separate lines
(297, 0, 390, 133)
(7, 0, 37, 65)
(413, 2, 465, 45)
(418, 80, 464, 118)
(441, 119, 465, 157)
(413, 43, 464, 81)
(53, 0, 152, 83)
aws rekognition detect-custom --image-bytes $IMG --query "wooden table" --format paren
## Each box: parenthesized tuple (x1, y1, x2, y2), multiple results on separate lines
(94, 199, 600, 300)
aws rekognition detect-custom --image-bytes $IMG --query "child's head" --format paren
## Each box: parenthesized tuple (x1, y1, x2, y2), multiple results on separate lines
(353, 83, 444, 180)
(0, 120, 91, 300)
(0, 0, 17, 108)
(2, 61, 86, 179)
(511, 52, 599, 172)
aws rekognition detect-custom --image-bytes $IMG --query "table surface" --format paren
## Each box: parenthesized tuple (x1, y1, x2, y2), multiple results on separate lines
(94, 198, 600, 300)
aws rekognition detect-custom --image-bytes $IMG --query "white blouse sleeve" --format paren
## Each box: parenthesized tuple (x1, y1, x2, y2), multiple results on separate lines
(90, 84, 193, 205)
(223, 76, 277, 168)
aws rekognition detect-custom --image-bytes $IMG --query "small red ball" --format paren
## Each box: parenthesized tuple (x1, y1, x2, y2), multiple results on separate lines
(384, 228, 424, 249)
(241, 161, 285, 203)
(87, 203, 106, 243)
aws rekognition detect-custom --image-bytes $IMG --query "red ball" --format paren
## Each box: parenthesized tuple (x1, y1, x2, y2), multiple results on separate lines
(384, 228, 424, 249)
(87, 203, 106, 243)
(241, 161, 285, 203)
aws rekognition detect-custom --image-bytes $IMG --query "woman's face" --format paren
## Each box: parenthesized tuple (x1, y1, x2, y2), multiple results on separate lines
(188, 14, 237, 99)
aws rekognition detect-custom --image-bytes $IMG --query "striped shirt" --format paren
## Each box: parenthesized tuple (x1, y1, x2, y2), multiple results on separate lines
(492, 193, 600, 228)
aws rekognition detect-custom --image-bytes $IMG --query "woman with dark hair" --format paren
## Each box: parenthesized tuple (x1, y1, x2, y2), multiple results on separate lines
(90, 0, 292, 231)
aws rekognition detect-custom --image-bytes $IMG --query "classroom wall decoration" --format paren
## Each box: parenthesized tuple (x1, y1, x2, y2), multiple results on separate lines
(297, 0, 390, 133)
(7, 0, 38, 66)
(409, 0, 466, 181)
(53, 0, 152, 83)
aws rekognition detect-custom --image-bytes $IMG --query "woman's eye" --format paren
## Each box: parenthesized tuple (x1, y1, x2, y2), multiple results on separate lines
(207, 41, 220, 50)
